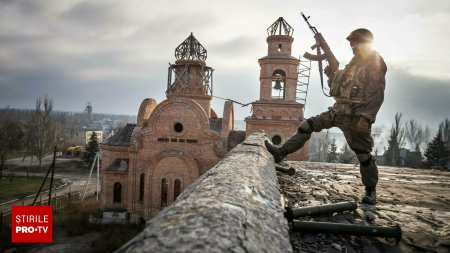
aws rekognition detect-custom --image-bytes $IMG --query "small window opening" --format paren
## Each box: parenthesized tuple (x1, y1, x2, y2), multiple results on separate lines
(174, 122, 184, 133)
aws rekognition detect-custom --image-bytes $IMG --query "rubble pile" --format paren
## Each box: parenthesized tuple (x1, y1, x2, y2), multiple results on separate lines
(277, 161, 450, 253)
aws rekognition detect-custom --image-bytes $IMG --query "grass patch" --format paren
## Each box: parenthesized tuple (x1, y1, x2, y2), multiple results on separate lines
(0, 176, 63, 203)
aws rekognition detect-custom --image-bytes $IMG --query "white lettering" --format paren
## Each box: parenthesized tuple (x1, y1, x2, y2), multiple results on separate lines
(16, 226, 50, 233)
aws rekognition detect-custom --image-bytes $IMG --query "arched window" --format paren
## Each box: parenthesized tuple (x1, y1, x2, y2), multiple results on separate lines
(161, 178, 168, 207)
(271, 69, 286, 99)
(174, 179, 181, 200)
(113, 182, 122, 203)
(139, 174, 145, 202)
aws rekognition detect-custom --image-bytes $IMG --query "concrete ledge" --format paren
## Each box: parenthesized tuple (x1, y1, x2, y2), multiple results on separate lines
(116, 132, 292, 253)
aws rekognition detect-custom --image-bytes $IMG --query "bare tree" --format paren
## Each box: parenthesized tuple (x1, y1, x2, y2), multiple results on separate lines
(405, 119, 422, 150)
(23, 96, 55, 169)
(439, 118, 450, 148)
(385, 113, 405, 166)
(404, 118, 433, 152)
(421, 126, 432, 152)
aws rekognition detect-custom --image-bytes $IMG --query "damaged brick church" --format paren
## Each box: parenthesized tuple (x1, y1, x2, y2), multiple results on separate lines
(100, 17, 308, 219)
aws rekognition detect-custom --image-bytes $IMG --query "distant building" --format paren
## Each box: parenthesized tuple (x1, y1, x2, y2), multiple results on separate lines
(86, 131, 103, 144)
(399, 148, 422, 168)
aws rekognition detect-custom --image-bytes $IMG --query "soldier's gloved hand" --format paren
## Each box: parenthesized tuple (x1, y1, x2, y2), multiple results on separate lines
(324, 65, 333, 78)
(356, 117, 371, 135)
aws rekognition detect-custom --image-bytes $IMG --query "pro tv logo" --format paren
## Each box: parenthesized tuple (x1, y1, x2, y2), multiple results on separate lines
(12, 206, 53, 243)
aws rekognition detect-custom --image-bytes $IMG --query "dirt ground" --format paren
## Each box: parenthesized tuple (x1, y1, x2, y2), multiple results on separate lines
(277, 161, 450, 253)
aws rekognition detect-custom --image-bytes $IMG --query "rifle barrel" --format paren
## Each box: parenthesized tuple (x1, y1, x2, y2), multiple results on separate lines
(301, 12, 318, 34)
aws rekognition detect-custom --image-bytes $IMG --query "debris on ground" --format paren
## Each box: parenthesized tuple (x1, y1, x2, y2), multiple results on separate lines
(277, 161, 450, 253)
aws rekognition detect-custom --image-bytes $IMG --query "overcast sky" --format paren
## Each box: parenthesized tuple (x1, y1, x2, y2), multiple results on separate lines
(1, 0, 449, 131)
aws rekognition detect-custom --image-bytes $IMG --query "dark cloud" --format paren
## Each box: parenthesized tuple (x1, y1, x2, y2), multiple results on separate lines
(379, 67, 450, 128)
(59, 1, 128, 30)
(0, 0, 449, 128)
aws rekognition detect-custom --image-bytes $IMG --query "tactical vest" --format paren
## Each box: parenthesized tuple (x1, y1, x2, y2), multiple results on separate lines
(330, 55, 374, 104)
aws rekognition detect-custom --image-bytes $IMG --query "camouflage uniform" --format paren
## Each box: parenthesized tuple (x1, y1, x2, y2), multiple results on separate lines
(278, 50, 387, 189)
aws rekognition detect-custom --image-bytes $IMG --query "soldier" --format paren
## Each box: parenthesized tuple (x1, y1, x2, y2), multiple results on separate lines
(265, 28, 387, 205)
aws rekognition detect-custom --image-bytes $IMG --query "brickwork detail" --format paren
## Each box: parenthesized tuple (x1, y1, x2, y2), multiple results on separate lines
(246, 17, 308, 161)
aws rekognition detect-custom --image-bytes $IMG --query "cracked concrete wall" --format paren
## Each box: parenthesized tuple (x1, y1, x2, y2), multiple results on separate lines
(115, 132, 292, 253)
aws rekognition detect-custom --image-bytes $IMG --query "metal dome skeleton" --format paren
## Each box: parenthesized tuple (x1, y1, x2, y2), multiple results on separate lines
(267, 17, 294, 37)
(175, 33, 207, 61)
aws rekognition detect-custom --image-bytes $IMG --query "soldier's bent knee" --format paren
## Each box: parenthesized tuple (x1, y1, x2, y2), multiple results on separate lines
(356, 153, 373, 165)
(298, 119, 313, 134)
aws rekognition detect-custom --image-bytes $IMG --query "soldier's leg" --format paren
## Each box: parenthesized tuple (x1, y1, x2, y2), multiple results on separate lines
(265, 111, 334, 163)
(339, 116, 378, 204)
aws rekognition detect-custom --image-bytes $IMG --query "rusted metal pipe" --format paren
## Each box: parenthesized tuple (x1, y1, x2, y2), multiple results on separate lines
(292, 221, 402, 240)
(275, 165, 295, 176)
(285, 201, 357, 220)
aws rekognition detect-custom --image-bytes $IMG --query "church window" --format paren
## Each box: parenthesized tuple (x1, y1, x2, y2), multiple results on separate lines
(174, 179, 181, 200)
(139, 174, 145, 201)
(113, 182, 122, 203)
(161, 178, 168, 207)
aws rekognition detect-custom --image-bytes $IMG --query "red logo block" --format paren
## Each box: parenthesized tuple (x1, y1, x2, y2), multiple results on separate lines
(12, 206, 52, 243)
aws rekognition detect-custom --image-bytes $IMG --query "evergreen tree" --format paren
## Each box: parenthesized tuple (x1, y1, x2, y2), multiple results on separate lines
(423, 131, 450, 169)
(327, 139, 338, 163)
(339, 144, 357, 164)
(84, 132, 99, 165)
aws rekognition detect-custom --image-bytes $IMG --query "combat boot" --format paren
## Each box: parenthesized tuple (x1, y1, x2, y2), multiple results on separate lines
(362, 187, 376, 205)
(264, 140, 287, 163)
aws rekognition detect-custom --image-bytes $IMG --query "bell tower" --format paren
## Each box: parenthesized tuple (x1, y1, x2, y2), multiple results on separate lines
(167, 33, 214, 117)
(245, 17, 308, 161)
(260, 17, 299, 102)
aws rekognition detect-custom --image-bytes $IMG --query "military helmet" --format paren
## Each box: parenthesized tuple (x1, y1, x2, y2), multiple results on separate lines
(346, 28, 374, 43)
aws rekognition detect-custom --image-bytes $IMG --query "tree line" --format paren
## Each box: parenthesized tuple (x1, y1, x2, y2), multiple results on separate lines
(319, 114, 450, 169)
(0, 96, 101, 180)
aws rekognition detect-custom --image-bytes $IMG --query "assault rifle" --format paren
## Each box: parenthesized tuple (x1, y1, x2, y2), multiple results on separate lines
(301, 13, 339, 97)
